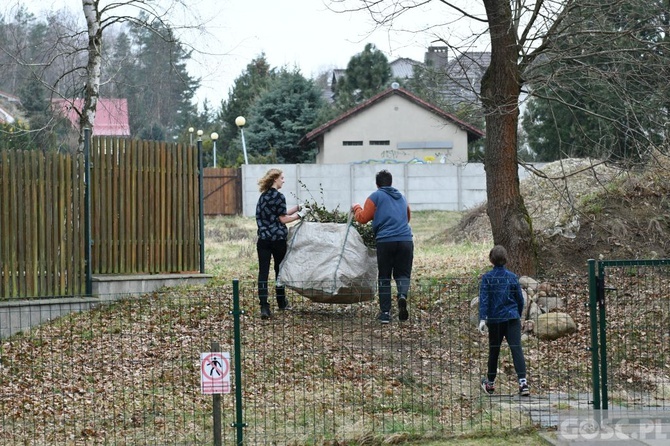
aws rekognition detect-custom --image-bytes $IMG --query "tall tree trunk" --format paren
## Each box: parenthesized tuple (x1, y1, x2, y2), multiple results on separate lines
(81, 0, 102, 150)
(480, 0, 536, 276)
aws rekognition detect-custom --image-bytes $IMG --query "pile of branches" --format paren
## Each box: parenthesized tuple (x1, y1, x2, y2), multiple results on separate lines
(297, 183, 376, 248)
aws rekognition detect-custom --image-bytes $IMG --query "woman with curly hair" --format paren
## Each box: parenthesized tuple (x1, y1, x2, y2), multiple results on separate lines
(255, 168, 305, 319)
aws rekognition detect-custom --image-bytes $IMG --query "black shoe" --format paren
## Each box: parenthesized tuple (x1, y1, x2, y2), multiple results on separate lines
(260, 305, 272, 319)
(481, 378, 495, 395)
(519, 382, 530, 396)
(277, 297, 291, 310)
(398, 295, 409, 321)
(378, 312, 391, 324)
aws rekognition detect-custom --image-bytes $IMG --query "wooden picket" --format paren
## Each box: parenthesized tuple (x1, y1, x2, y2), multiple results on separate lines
(203, 167, 241, 216)
(90, 137, 200, 275)
(0, 137, 201, 299)
(0, 150, 85, 298)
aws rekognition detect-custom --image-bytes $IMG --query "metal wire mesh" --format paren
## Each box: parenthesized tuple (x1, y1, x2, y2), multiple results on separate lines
(597, 262, 670, 411)
(0, 276, 602, 445)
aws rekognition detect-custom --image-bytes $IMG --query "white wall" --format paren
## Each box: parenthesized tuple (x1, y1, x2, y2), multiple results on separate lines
(316, 95, 469, 164)
(242, 163, 538, 217)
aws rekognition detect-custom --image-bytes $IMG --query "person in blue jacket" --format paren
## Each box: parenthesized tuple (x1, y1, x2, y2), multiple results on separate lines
(352, 170, 413, 324)
(478, 245, 529, 396)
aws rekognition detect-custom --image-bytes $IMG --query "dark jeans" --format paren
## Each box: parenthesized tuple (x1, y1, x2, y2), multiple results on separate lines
(486, 318, 527, 382)
(256, 239, 286, 306)
(376, 240, 414, 313)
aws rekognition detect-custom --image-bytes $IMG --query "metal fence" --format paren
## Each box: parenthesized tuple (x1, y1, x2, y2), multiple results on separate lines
(589, 259, 670, 412)
(0, 275, 605, 445)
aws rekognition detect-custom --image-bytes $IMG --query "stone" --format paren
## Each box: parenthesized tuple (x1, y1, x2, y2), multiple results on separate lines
(528, 302, 543, 322)
(470, 296, 480, 325)
(535, 312, 577, 340)
(537, 296, 566, 313)
(522, 319, 535, 333)
(519, 276, 539, 292)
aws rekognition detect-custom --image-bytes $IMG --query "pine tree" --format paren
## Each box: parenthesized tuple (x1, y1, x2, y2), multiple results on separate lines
(245, 68, 326, 164)
(123, 15, 199, 140)
(334, 43, 392, 110)
(216, 55, 275, 166)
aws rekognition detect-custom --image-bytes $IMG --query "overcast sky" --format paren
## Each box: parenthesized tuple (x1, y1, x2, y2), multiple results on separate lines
(13, 0, 478, 107)
(187, 0, 436, 106)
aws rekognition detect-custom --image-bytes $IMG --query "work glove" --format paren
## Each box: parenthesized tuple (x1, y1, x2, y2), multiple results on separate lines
(297, 206, 310, 219)
(478, 320, 487, 335)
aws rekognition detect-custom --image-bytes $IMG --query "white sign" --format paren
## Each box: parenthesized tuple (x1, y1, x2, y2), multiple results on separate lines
(200, 352, 231, 394)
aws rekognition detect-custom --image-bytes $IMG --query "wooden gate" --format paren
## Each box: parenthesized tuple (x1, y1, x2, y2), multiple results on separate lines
(203, 167, 242, 215)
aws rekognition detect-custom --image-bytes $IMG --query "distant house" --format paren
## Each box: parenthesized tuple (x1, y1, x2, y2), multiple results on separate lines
(321, 46, 492, 108)
(0, 105, 14, 124)
(299, 86, 484, 164)
(322, 57, 423, 104)
(0, 90, 22, 124)
(322, 69, 346, 103)
(0, 90, 21, 105)
(441, 51, 491, 106)
(52, 98, 131, 136)
(389, 57, 421, 80)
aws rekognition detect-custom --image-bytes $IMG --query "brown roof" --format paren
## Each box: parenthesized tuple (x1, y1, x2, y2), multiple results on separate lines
(299, 87, 484, 146)
(0, 90, 21, 104)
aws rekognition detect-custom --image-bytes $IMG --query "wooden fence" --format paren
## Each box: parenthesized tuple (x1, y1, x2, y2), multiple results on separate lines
(203, 167, 241, 215)
(91, 138, 201, 274)
(0, 150, 86, 298)
(0, 137, 201, 299)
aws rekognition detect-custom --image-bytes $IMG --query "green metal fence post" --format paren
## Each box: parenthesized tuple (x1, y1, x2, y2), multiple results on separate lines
(84, 128, 92, 296)
(588, 259, 600, 410)
(197, 138, 205, 273)
(597, 261, 609, 410)
(231, 279, 246, 445)
(211, 341, 222, 446)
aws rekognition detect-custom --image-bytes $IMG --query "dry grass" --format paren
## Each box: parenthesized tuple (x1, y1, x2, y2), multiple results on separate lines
(204, 215, 257, 282)
(204, 210, 492, 284)
(0, 211, 557, 446)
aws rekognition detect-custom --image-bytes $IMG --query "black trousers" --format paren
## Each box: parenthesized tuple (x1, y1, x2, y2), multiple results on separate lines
(376, 240, 414, 313)
(256, 239, 286, 306)
(486, 318, 527, 382)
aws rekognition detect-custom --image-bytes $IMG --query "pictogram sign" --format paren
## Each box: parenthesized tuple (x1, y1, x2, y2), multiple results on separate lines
(200, 352, 231, 394)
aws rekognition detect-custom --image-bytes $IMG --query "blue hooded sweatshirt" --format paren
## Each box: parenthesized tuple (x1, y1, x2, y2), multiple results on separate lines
(367, 186, 413, 243)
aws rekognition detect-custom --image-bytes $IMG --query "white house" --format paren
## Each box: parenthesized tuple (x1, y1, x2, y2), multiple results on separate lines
(299, 86, 484, 164)
(389, 57, 422, 79)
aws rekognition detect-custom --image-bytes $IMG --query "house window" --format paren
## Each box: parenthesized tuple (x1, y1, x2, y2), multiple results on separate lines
(369, 140, 390, 146)
(343, 141, 363, 146)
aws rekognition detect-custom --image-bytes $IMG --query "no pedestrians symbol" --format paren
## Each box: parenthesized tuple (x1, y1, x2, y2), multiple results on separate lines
(200, 352, 231, 394)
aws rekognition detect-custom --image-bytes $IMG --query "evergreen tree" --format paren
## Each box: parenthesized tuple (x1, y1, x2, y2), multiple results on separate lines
(522, 0, 669, 162)
(0, 6, 38, 94)
(216, 55, 275, 166)
(244, 68, 326, 163)
(17, 75, 55, 151)
(124, 15, 199, 141)
(334, 43, 392, 110)
(100, 31, 136, 100)
(0, 122, 33, 151)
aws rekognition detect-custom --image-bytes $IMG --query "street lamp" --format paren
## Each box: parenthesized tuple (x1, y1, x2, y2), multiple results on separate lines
(188, 127, 194, 147)
(235, 116, 249, 165)
(211, 132, 219, 167)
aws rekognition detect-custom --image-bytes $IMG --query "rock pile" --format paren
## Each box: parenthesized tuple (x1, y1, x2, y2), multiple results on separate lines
(470, 276, 577, 341)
